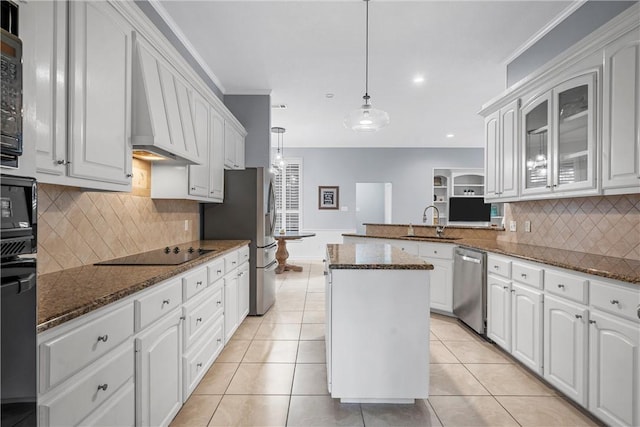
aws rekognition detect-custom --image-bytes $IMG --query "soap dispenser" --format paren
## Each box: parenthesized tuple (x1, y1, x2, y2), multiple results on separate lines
(407, 223, 414, 236)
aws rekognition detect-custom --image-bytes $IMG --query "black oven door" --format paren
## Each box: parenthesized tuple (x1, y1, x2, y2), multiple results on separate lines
(1, 256, 37, 427)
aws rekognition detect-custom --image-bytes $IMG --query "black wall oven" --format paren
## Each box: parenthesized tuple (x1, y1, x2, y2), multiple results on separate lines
(1, 0, 23, 169)
(1, 174, 37, 426)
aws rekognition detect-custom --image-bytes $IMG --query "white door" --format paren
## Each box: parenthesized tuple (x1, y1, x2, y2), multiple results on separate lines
(238, 264, 250, 322)
(521, 93, 552, 197)
(511, 283, 543, 374)
(135, 310, 182, 427)
(427, 258, 453, 313)
(589, 310, 640, 427)
(224, 275, 239, 343)
(68, 1, 132, 185)
(484, 110, 499, 199)
(543, 295, 588, 407)
(500, 100, 519, 198)
(487, 275, 512, 352)
(208, 108, 225, 200)
(602, 27, 640, 192)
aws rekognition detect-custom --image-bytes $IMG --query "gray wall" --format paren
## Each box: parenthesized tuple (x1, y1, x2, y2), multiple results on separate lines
(134, 1, 224, 99)
(507, 1, 636, 87)
(285, 147, 484, 230)
(224, 95, 271, 170)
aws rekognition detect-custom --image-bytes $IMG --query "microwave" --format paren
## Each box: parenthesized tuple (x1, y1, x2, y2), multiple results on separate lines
(0, 1, 23, 169)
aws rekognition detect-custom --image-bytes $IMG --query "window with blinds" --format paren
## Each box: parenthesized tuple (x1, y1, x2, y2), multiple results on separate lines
(274, 159, 302, 232)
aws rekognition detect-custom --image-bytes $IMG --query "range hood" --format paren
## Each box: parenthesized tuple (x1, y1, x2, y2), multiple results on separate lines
(131, 35, 204, 165)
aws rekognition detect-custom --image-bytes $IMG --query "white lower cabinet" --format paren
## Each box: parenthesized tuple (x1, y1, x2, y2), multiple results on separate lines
(135, 308, 183, 427)
(511, 282, 544, 375)
(487, 274, 512, 352)
(543, 295, 588, 406)
(425, 258, 453, 313)
(38, 245, 251, 427)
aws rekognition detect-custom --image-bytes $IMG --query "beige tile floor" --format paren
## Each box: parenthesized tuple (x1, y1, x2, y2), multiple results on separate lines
(171, 260, 601, 427)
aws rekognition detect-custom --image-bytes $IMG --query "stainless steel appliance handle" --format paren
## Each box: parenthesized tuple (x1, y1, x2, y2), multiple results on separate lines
(459, 255, 481, 264)
(265, 260, 278, 271)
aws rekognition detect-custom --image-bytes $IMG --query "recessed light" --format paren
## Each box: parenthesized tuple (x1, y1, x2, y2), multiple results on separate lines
(446, 133, 455, 138)
(413, 75, 425, 84)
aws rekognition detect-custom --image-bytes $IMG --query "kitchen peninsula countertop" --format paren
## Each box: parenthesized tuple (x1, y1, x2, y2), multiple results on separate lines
(343, 233, 640, 284)
(326, 243, 433, 270)
(37, 240, 250, 333)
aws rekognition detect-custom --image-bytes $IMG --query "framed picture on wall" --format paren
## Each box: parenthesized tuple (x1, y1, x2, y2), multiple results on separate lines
(318, 186, 339, 210)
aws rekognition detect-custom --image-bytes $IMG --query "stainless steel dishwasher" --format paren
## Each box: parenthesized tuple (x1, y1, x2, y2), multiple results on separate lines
(453, 247, 487, 335)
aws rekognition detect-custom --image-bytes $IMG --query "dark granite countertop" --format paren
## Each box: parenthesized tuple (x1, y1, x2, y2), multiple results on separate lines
(326, 243, 433, 270)
(343, 234, 640, 284)
(37, 240, 250, 333)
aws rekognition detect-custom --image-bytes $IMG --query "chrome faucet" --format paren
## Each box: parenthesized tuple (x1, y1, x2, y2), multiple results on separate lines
(422, 205, 446, 237)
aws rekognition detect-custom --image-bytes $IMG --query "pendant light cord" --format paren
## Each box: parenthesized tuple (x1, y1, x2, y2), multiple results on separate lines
(364, 0, 370, 104)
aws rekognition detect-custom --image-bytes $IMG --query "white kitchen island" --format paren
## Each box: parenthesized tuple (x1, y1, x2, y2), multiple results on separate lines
(325, 243, 433, 404)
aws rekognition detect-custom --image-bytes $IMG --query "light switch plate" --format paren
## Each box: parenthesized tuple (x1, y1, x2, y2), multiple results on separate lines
(184, 220, 189, 231)
(509, 220, 517, 232)
(525, 221, 531, 232)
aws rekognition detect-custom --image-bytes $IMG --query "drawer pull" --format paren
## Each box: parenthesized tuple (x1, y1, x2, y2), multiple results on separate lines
(493, 265, 500, 270)
(610, 299, 619, 305)
(97, 335, 109, 343)
(217, 338, 222, 343)
(162, 299, 170, 306)
(97, 384, 108, 392)
(575, 314, 582, 319)
(197, 362, 203, 368)
(510, 290, 515, 293)
(520, 273, 527, 279)
(180, 316, 186, 320)
(503, 286, 509, 290)
(557, 284, 565, 289)
(196, 281, 203, 286)
(232, 261, 237, 265)
(589, 320, 596, 324)
(217, 270, 222, 274)
(434, 250, 438, 254)
(196, 317, 203, 323)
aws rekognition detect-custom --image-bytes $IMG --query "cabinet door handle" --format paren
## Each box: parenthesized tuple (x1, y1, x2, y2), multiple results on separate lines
(196, 280, 203, 286)
(97, 384, 108, 392)
(510, 290, 515, 293)
(217, 269, 222, 274)
(197, 362, 203, 368)
(575, 314, 582, 319)
(56, 159, 70, 165)
(520, 273, 527, 279)
(610, 299, 619, 305)
(180, 315, 186, 320)
(557, 284, 565, 289)
(126, 173, 133, 178)
(589, 320, 596, 324)
(217, 300, 222, 305)
(503, 286, 509, 290)
(196, 317, 203, 323)
(97, 334, 109, 343)
(217, 338, 222, 343)
(162, 299, 170, 306)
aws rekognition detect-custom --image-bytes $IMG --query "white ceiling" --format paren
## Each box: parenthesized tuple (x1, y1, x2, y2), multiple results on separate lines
(156, 1, 574, 148)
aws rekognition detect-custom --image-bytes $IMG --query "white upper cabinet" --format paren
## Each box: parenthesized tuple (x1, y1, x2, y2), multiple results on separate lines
(67, 1, 133, 186)
(19, 0, 65, 179)
(602, 26, 640, 194)
(208, 108, 225, 201)
(224, 121, 245, 170)
(521, 73, 597, 198)
(485, 99, 519, 201)
(188, 93, 210, 198)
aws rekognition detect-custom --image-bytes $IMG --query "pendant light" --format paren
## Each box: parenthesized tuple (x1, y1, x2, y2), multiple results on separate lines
(271, 126, 286, 170)
(344, 0, 389, 132)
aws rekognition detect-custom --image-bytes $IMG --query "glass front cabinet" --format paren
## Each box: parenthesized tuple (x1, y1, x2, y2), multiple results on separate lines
(521, 73, 597, 197)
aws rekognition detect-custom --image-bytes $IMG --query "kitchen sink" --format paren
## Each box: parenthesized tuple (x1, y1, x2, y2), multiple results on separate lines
(400, 235, 462, 241)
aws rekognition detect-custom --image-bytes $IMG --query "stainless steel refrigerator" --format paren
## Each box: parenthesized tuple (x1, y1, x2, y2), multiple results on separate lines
(201, 167, 277, 315)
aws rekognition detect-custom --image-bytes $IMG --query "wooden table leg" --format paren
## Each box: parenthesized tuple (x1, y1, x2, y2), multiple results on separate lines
(275, 238, 305, 273)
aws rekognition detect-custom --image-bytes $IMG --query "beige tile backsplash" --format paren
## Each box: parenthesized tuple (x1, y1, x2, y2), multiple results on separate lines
(37, 184, 200, 275)
(499, 194, 640, 260)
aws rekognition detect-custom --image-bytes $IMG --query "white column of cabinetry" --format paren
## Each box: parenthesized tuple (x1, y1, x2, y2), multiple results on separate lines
(602, 26, 640, 193)
(484, 100, 519, 201)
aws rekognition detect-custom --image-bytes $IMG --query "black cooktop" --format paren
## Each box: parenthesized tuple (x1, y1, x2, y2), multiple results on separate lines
(95, 247, 215, 266)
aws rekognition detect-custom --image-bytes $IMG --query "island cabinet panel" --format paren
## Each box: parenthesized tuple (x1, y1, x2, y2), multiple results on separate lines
(327, 269, 430, 403)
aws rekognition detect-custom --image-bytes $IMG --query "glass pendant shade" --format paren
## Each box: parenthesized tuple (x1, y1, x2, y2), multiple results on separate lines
(344, 102, 390, 132)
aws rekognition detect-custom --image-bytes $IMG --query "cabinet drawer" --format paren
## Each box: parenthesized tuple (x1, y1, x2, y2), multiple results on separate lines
(238, 246, 250, 264)
(545, 269, 588, 304)
(487, 254, 512, 278)
(224, 251, 240, 272)
(183, 287, 224, 349)
(590, 279, 640, 323)
(135, 279, 182, 331)
(418, 242, 454, 260)
(39, 303, 134, 392)
(40, 343, 134, 427)
(512, 261, 544, 289)
(207, 258, 225, 285)
(79, 380, 135, 427)
(183, 319, 224, 400)
(183, 266, 208, 301)
(394, 241, 419, 255)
